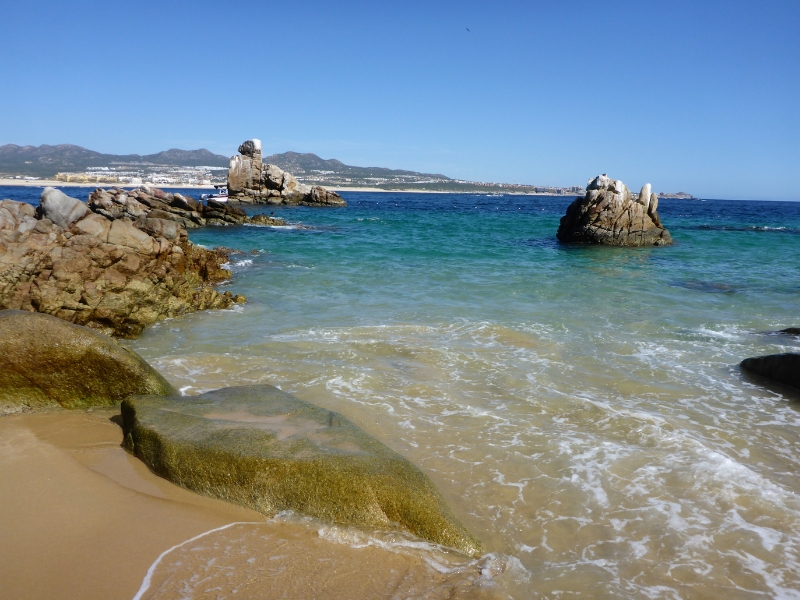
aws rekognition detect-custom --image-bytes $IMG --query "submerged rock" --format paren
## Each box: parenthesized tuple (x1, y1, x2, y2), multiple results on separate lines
(740, 353, 800, 391)
(557, 175, 672, 246)
(121, 385, 483, 556)
(0, 310, 175, 415)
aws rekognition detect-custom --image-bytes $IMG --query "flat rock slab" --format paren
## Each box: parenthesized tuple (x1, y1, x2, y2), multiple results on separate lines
(741, 353, 800, 391)
(121, 385, 482, 556)
(0, 310, 176, 415)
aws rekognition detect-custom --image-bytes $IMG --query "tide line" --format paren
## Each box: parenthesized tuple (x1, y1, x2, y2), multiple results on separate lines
(132, 521, 264, 600)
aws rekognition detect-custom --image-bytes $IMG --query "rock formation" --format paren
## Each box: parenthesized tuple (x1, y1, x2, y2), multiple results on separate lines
(122, 384, 483, 556)
(740, 353, 800, 391)
(227, 139, 346, 207)
(0, 310, 176, 415)
(557, 174, 672, 246)
(88, 186, 286, 228)
(0, 188, 245, 338)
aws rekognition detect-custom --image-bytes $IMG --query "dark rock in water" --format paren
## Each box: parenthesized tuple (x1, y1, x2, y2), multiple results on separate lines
(557, 175, 672, 246)
(121, 384, 483, 556)
(740, 353, 800, 391)
(778, 328, 800, 335)
(0, 310, 176, 415)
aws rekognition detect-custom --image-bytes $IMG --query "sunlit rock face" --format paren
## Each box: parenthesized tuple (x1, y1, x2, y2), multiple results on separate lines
(227, 139, 346, 207)
(0, 310, 176, 415)
(557, 175, 672, 246)
(122, 384, 483, 556)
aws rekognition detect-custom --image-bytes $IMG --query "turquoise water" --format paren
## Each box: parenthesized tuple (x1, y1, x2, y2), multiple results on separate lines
(6, 186, 800, 597)
(126, 192, 800, 598)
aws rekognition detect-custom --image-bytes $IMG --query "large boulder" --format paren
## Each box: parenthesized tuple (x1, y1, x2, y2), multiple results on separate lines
(557, 175, 672, 246)
(121, 385, 483, 557)
(740, 353, 800, 390)
(0, 310, 176, 415)
(39, 187, 89, 228)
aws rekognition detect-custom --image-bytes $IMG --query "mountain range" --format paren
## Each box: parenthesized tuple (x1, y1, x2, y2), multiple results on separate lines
(0, 144, 451, 182)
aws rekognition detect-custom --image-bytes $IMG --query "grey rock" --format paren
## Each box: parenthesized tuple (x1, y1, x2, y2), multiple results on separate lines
(39, 187, 89, 228)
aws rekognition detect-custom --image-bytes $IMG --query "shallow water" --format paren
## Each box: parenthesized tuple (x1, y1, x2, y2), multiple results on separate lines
(6, 187, 800, 598)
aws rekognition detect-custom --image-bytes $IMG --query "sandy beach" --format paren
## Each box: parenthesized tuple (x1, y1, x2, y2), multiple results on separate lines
(0, 409, 264, 600)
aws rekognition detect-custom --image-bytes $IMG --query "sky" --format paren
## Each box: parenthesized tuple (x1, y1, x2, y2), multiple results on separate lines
(0, 0, 798, 200)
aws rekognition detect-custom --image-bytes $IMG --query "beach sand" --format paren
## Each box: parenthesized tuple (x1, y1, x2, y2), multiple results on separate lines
(0, 409, 500, 600)
(0, 409, 263, 600)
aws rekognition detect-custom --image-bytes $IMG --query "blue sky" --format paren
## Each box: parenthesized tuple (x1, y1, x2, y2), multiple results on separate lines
(1, 0, 797, 199)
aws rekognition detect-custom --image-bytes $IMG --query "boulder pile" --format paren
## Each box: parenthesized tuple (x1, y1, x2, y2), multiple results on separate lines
(557, 175, 672, 246)
(0, 187, 245, 338)
(88, 186, 286, 229)
(228, 139, 346, 206)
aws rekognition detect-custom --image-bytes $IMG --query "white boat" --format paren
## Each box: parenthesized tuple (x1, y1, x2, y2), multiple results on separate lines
(201, 185, 228, 202)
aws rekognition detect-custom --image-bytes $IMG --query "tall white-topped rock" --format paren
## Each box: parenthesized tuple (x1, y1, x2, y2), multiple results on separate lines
(638, 183, 652, 212)
(226, 139, 346, 207)
(557, 174, 672, 247)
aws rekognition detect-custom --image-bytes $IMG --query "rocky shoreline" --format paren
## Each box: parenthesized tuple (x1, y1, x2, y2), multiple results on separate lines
(0, 187, 246, 338)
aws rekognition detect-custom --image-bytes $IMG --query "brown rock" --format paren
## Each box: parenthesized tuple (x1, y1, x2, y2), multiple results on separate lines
(557, 175, 672, 246)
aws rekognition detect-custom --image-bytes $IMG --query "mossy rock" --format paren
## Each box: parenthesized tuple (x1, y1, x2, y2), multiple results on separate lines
(0, 310, 176, 414)
(121, 385, 483, 556)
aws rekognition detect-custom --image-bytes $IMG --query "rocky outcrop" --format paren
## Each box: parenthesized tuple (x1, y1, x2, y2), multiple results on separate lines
(557, 174, 672, 246)
(0, 189, 245, 338)
(740, 353, 800, 391)
(88, 186, 281, 229)
(122, 385, 482, 556)
(227, 139, 346, 207)
(0, 310, 176, 415)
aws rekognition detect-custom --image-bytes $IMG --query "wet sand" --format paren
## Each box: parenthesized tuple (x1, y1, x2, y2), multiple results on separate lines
(0, 409, 263, 600)
(0, 409, 507, 600)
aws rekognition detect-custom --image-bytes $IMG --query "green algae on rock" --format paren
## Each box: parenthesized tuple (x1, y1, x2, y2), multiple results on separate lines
(0, 310, 176, 415)
(121, 384, 483, 556)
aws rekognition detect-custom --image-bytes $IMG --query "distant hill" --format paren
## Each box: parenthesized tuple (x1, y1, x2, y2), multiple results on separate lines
(0, 144, 230, 177)
(263, 151, 452, 182)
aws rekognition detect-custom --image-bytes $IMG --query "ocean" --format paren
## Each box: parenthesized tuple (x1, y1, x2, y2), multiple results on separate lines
(4, 186, 800, 598)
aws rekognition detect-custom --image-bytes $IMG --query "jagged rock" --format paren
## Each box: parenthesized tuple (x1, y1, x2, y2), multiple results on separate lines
(39, 187, 89, 228)
(302, 186, 348, 207)
(0, 310, 176, 415)
(121, 385, 483, 556)
(557, 174, 672, 246)
(226, 139, 346, 207)
(0, 191, 246, 338)
(741, 353, 800, 390)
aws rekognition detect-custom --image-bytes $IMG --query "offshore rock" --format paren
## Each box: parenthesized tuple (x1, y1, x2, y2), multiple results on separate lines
(557, 174, 672, 246)
(740, 353, 800, 391)
(0, 310, 176, 415)
(227, 139, 346, 207)
(122, 385, 483, 556)
(0, 190, 245, 338)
